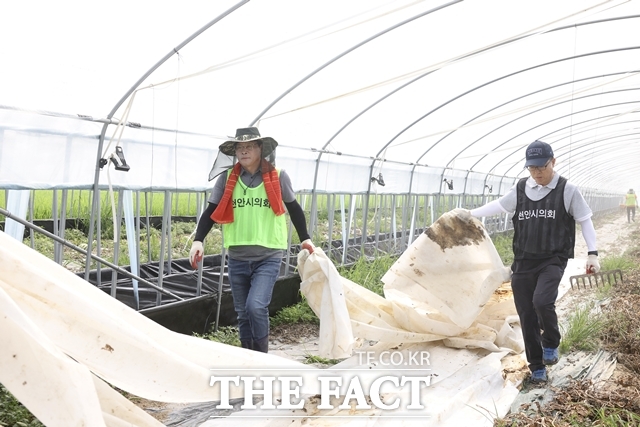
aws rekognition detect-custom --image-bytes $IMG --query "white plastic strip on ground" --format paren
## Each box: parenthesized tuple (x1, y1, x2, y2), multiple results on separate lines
(299, 210, 522, 357)
(1, 209, 523, 426)
(0, 229, 324, 426)
(202, 211, 523, 426)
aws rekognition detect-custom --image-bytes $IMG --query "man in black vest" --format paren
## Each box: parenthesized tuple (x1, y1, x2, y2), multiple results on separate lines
(460, 140, 600, 383)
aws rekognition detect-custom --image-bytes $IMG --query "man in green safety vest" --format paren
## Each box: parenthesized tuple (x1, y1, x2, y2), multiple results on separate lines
(625, 189, 637, 223)
(189, 127, 315, 353)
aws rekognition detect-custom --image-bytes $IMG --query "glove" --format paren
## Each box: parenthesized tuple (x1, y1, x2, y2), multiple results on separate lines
(452, 208, 473, 222)
(301, 239, 315, 254)
(586, 254, 600, 274)
(189, 241, 204, 269)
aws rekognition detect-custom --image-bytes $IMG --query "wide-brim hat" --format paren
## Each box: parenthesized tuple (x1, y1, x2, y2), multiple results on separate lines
(218, 127, 278, 157)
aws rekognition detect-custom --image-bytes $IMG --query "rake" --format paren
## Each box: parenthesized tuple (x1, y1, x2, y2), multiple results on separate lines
(569, 269, 624, 290)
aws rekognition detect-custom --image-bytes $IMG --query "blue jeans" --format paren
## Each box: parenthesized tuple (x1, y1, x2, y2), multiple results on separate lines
(228, 257, 281, 343)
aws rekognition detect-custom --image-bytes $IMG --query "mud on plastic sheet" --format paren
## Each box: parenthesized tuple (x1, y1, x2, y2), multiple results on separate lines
(298, 209, 522, 357)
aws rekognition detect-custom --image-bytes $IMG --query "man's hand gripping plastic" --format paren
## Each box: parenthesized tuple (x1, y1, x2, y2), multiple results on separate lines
(189, 241, 204, 269)
(301, 239, 315, 254)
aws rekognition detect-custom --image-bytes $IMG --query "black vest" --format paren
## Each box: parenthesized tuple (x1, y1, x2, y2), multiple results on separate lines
(512, 176, 575, 260)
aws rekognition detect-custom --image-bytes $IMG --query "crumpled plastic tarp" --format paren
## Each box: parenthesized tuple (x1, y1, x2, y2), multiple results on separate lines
(201, 342, 521, 427)
(0, 208, 524, 427)
(0, 230, 322, 427)
(298, 209, 523, 359)
(201, 210, 524, 426)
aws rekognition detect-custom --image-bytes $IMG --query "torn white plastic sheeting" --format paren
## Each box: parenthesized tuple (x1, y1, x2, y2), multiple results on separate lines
(297, 245, 355, 359)
(0, 284, 110, 427)
(299, 248, 449, 358)
(201, 343, 521, 427)
(0, 230, 323, 426)
(383, 210, 512, 330)
(204, 209, 524, 426)
(299, 210, 522, 359)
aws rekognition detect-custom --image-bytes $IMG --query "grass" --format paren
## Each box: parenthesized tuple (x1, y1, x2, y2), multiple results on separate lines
(560, 302, 605, 353)
(271, 297, 319, 327)
(336, 253, 398, 296)
(0, 189, 203, 219)
(558, 253, 636, 355)
(491, 232, 514, 267)
(591, 407, 640, 425)
(494, 405, 640, 426)
(600, 253, 636, 272)
(0, 385, 44, 427)
(195, 325, 241, 347)
(303, 354, 342, 365)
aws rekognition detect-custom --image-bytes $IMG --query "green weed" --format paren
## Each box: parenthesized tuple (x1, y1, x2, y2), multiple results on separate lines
(560, 303, 605, 353)
(271, 297, 318, 327)
(595, 281, 615, 300)
(195, 325, 241, 347)
(337, 254, 398, 296)
(303, 354, 342, 365)
(0, 385, 44, 427)
(591, 406, 640, 425)
(601, 254, 636, 272)
(490, 232, 513, 267)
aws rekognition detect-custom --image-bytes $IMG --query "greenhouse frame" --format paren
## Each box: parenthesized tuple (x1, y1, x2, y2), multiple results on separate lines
(0, 0, 634, 315)
(4, 1, 640, 426)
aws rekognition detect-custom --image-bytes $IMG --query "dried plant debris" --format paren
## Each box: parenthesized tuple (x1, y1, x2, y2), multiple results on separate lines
(498, 269, 640, 426)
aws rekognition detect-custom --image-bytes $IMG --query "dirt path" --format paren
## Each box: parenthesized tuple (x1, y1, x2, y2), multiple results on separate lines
(574, 209, 637, 258)
(556, 209, 636, 333)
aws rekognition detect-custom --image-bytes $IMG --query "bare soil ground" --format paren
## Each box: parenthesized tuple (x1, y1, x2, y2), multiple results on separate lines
(270, 322, 320, 345)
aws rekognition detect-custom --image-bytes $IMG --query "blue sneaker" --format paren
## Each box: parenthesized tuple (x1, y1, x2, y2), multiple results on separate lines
(543, 347, 559, 365)
(530, 368, 547, 384)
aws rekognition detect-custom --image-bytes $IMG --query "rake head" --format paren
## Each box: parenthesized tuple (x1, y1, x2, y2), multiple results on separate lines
(569, 269, 624, 290)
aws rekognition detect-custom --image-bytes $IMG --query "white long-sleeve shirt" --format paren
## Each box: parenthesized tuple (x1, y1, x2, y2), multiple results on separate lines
(470, 174, 597, 252)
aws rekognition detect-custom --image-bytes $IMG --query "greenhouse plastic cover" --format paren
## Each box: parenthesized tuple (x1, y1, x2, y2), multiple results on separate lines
(1, 209, 522, 426)
(0, 228, 324, 426)
(298, 210, 519, 360)
(1, 0, 640, 194)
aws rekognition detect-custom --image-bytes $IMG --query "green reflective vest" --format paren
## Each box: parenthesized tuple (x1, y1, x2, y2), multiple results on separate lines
(222, 171, 287, 249)
(626, 193, 637, 207)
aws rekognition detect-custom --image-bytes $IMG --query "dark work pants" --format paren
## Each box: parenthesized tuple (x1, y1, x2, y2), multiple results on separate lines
(627, 206, 635, 222)
(511, 257, 566, 372)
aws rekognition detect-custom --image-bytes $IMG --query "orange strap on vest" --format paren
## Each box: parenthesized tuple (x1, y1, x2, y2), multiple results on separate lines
(211, 160, 285, 224)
